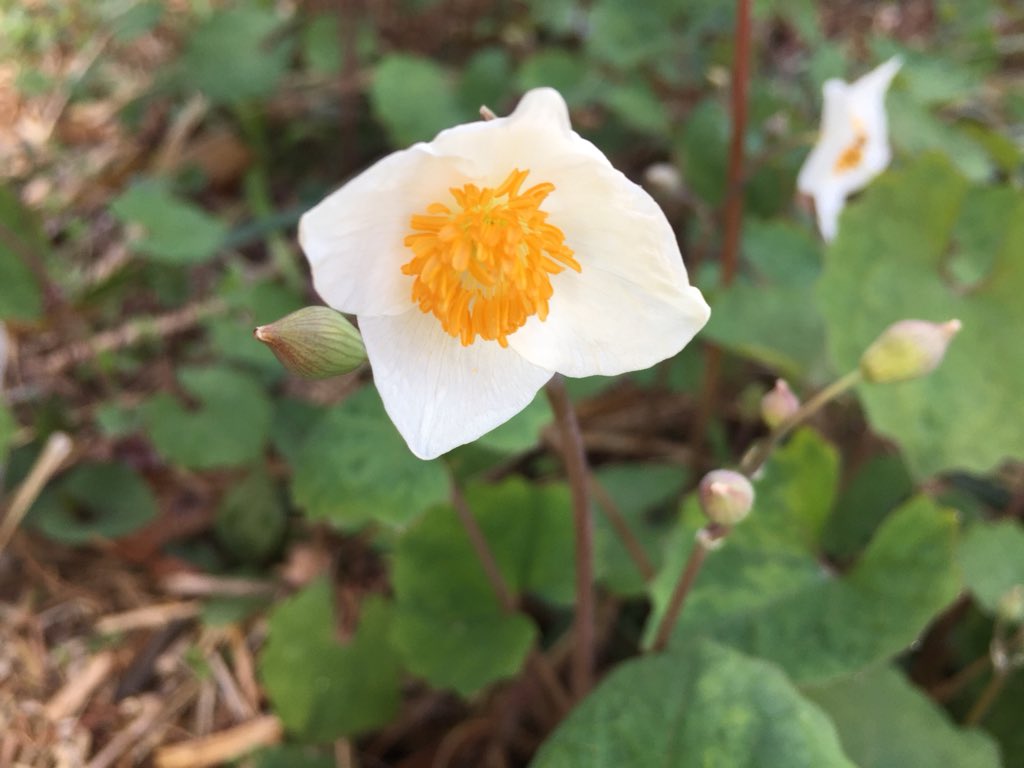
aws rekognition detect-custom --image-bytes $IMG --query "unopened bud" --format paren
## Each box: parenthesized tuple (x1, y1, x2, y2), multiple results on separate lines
(761, 379, 800, 428)
(860, 319, 962, 384)
(255, 306, 366, 379)
(998, 585, 1024, 624)
(698, 469, 754, 527)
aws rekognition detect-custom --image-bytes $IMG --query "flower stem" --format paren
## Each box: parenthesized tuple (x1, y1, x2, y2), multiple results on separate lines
(451, 483, 516, 612)
(589, 476, 656, 582)
(739, 369, 862, 476)
(651, 525, 728, 652)
(545, 376, 595, 699)
(691, 0, 753, 451)
(451, 482, 571, 713)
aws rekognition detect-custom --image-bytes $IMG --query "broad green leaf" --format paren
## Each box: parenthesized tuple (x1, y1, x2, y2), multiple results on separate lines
(818, 155, 1024, 476)
(458, 47, 513, 116)
(261, 581, 402, 741)
(822, 454, 914, 561)
(587, 0, 675, 70)
(141, 366, 272, 470)
(959, 520, 1024, 615)
(370, 55, 462, 146)
(516, 50, 592, 106)
(291, 387, 449, 529)
(0, 186, 44, 322)
(676, 98, 729, 206)
(705, 219, 827, 378)
(302, 16, 341, 75)
(601, 81, 670, 136)
(390, 478, 573, 696)
(647, 430, 961, 683)
(532, 641, 855, 768)
(180, 7, 289, 104)
(214, 472, 286, 565)
(111, 180, 227, 264)
(805, 665, 1003, 768)
(593, 463, 686, 596)
(475, 392, 551, 453)
(28, 462, 157, 544)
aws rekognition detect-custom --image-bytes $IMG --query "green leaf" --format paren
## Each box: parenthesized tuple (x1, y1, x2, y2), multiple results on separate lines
(0, 186, 44, 322)
(474, 392, 551, 453)
(593, 463, 686, 596)
(516, 50, 592, 105)
(291, 387, 449, 530)
(601, 81, 670, 136)
(250, 745, 333, 768)
(214, 472, 286, 565)
(302, 16, 341, 75)
(389, 478, 573, 696)
(959, 520, 1024, 615)
(180, 7, 289, 104)
(805, 665, 1003, 768)
(646, 430, 962, 683)
(111, 180, 227, 264)
(705, 220, 827, 377)
(141, 366, 272, 470)
(676, 98, 729, 206)
(370, 55, 462, 146)
(822, 453, 914, 561)
(818, 155, 1024, 476)
(531, 641, 855, 768)
(587, 0, 675, 70)
(261, 581, 402, 741)
(28, 462, 157, 544)
(458, 47, 513, 116)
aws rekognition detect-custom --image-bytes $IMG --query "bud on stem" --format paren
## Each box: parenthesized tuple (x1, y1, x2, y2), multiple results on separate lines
(698, 469, 755, 527)
(761, 379, 800, 428)
(860, 319, 962, 384)
(255, 306, 366, 379)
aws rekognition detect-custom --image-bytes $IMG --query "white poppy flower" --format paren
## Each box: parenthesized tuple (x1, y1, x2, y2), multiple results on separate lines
(798, 57, 902, 241)
(299, 88, 710, 460)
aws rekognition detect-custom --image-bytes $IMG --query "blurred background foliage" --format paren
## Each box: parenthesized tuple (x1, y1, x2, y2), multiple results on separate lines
(1, 0, 1023, 765)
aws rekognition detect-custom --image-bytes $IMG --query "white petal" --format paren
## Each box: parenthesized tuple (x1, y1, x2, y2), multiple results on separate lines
(360, 311, 554, 460)
(299, 146, 473, 316)
(426, 88, 612, 182)
(507, 162, 710, 377)
(813, 185, 847, 242)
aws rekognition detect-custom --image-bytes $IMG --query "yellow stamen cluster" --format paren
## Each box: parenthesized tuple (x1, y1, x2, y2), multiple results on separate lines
(834, 120, 868, 173)
(401, 168, 580, 347)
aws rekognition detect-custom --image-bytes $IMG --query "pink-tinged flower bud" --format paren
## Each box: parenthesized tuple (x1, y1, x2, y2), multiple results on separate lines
(860, 319, 962, 384)
(698, 469, 754, 527)
(998, 585, 1024, 624)
(254, 306, 366, 379)
(761, 379, 800, 428)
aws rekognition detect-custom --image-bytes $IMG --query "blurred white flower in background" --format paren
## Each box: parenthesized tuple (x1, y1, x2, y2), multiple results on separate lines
(300, 88, 710, 459)
(798, 57, 902, 241)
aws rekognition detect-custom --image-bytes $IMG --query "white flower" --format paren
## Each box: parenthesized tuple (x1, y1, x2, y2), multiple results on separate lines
(299, 88, 710, 459)
(798, 57, 902, 241)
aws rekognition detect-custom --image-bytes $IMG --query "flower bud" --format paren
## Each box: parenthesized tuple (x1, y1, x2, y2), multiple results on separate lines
(254, 306, 366, 379)
(698, 469, 754, 527)
(761, 379, 800, 428)
(860, 319, 962, 384)
(998, 585, 1024, 625)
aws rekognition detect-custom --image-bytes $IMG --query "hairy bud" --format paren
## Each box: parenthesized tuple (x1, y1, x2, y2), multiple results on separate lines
(698, 469, 754, 527)
(255, 306, 366, 379)
(860, 319, 962, 384)
(761, 379, 800, 428)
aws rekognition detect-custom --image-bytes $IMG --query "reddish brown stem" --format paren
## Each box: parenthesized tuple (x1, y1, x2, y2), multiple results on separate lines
(692, 0, 752, 450)
(589, 476, 656, 582)
(452, 484, 516, 612)
(651, 525, 728, 652)
(545, 376, 594, 699)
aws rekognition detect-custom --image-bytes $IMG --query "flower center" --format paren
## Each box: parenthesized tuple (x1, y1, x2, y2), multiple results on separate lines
(401, 168, 580, 347)
(834, 119, 868, 173)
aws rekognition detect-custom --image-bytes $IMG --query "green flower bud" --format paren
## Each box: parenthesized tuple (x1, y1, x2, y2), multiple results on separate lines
(254, 306, 366, 379)
(860, 319, 962, 384)
(761, 379, 800, 428)
(698, 469, 754, 527)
